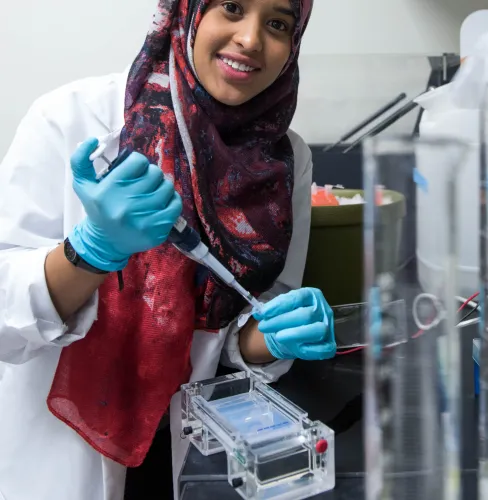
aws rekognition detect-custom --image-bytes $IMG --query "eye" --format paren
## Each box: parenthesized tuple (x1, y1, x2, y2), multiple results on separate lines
(221, 1, 243, 16)
(268, 19, 289, 32)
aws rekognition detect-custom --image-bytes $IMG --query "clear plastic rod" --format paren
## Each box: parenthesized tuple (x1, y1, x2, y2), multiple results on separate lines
(478, 84, 488, 498)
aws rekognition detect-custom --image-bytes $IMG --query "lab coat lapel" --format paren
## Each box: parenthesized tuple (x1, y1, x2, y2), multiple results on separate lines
(84, 67, 129, 136)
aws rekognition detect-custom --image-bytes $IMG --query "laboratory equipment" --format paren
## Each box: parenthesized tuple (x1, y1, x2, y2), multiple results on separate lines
(461, 10, 488, 59)
(90, 145, 132, 178)
(90, 143, 263, 312)
(416, 86, 481, 298)
(343, 95, 423, 153)
(181, 371, 335, 500)
(479, 83, 488, 498)
(323, 93, 407, 152)
(363, 135, 467, 500)
(474, 338, 481, 397)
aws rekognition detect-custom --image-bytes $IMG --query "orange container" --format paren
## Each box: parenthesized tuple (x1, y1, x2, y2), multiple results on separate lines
(311, 184, 340, 207)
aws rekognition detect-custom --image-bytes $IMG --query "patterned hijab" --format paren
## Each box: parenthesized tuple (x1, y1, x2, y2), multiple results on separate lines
(48, 0, 313, 468)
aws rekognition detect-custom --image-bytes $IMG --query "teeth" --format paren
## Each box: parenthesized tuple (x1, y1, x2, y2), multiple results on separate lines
(222, 57, 255, 73)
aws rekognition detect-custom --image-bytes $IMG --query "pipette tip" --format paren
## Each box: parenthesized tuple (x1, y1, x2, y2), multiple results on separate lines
(250, 297, 264, 315)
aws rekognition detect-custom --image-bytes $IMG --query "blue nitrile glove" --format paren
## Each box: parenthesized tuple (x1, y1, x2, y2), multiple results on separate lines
(68, 138, 183, 272)
(253, 288, 336, 361)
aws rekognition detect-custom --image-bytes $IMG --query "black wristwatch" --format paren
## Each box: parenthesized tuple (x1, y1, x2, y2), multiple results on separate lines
(63, 238, 109, 275)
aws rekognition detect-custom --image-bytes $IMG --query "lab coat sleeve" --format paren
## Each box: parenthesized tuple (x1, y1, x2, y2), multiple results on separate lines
(220, 142, 313, 383)
(0, 101, 98, 365)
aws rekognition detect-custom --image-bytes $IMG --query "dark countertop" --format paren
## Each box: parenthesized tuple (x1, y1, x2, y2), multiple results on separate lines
(178, 320, 480, 499)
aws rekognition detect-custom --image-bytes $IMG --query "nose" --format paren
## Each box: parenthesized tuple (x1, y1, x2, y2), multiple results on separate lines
(233, 16, 263, 52)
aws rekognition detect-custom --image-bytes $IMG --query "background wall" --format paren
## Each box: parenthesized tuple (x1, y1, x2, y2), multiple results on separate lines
(0, 0, 486, 158)
(301, 0, 486, 55)
(0, 0, 155, 160)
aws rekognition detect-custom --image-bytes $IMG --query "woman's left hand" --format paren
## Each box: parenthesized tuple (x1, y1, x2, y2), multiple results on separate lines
(252, 288, 336, 361)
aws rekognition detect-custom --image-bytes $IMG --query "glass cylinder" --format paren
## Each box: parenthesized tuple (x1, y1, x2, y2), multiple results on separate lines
(479, 85, 488, 498)
(363, 135, 468, 500)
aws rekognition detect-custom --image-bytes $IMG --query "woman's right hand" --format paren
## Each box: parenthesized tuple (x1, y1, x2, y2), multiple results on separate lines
(67, 138, 182, 272)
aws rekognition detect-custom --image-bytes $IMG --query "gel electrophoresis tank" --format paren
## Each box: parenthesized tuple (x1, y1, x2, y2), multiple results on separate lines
(181, 372, 335, 500)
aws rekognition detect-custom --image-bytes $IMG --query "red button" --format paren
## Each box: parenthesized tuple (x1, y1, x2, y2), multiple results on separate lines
(315, 439, 328, 454)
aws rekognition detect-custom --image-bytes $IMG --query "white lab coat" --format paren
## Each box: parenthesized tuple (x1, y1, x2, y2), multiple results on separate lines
(0, 70, 313, 500)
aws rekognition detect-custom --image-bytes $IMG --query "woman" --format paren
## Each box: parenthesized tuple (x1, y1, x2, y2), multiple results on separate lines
(0, 1, 336, 499)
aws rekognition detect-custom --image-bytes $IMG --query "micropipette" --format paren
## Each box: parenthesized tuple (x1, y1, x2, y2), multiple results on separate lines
(89, 143, 264, 313)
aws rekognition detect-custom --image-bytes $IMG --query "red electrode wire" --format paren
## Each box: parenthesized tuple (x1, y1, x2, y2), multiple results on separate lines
(336, 292, 480, 357)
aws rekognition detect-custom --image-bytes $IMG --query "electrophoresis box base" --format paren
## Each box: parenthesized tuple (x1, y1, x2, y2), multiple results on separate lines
(181, 372, 335, 500)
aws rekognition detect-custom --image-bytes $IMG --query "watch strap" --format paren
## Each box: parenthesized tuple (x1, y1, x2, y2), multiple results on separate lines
(64, 237, 110, 275)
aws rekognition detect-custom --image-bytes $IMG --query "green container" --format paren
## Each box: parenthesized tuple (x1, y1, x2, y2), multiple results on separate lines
(302, 189, 406, 306)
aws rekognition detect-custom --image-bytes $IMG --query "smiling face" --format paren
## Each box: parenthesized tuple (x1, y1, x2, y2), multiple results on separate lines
(193, 0, 296, 106)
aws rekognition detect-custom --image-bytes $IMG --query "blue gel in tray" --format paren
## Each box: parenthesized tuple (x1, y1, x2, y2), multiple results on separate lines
(209, 393, 293, 436)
